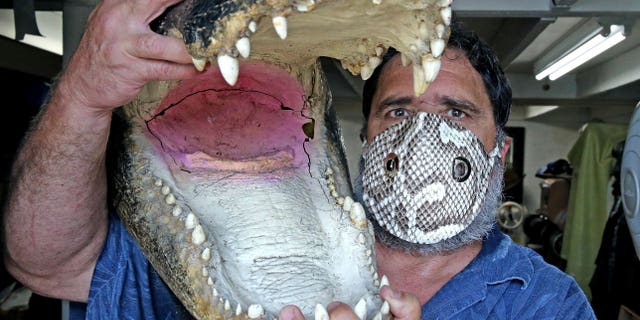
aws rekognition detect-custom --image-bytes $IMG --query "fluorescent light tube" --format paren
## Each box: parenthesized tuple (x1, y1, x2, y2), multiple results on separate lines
(535, 25, 626, 81)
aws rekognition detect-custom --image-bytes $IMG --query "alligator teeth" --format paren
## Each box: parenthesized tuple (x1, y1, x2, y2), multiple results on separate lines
(369, 56, 382, 69)
(191, 57, 207, 72)
(430, 39, 445, 58)
(440, 7, 452, 26)
(185, 212, 198, 229)
(248, 304, 264, 319)
(422, 55, 441, 82)
(171, 205, 182, 217)
(401, 52, 410, 67)
(372, 0, 381, 4)
(380, 275, 390, 288)
(161, 185, 170, 195)
(437, 0, 453, 7)
(201, 248, 211, 261)
(360, 65, 373, 80)
(192, 225, 206, 245)
(375, 46, 384, 56)
(436, 23, 446, 39)
(248, 20, 257, 33)
(164, 193, 176, 205)
(213, 288, 219, 297)
(154, 179, 163, 187)
(381, 301, 390, 315)
(236, 304, 243, 316)
(342, 196, 354, 211)
(202, 266, 209, 277)
(296, 0, 315, 12)
(315, 304, 329, 320)
(224, 299, 231, 311)
(350, 202, 367, 229)
(272, 16, 288, 40)
(354, 298, 367, 320)
(217, 54, 239, 86)
(413, 64, 427, 97)
(207, 277, 214, 286)
(372, 312, 383, 320)
(236, 37, 251, 59)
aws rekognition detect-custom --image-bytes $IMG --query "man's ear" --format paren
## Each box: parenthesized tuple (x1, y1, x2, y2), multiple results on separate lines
(500, 136, 512, 166)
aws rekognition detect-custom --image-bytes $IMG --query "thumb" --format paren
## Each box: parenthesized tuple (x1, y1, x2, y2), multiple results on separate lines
(380, 285, 421, 320)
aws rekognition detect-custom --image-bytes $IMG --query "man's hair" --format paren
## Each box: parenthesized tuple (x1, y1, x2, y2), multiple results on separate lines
(361, 21, 512, 130)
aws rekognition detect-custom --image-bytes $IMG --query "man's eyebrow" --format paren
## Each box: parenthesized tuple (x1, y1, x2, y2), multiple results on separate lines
(440, 96, 482, 115)
(379, 96, 413, 109)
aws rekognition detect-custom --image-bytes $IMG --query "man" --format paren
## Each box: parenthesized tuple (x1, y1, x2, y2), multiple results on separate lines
(3, 1, 593, 320)
(2, 0, 417, 319)
(344, 23, 596, 318)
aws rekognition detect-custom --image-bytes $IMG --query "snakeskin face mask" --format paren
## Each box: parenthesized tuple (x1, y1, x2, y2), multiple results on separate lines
(361, 112, 502, 244)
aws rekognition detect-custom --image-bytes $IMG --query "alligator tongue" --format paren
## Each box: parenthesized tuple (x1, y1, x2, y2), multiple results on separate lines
(114, 0, 451, 319)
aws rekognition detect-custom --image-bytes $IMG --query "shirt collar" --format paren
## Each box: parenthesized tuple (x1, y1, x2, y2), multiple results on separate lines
(470, 227, 533, 289)
(422, 228, 533, 316)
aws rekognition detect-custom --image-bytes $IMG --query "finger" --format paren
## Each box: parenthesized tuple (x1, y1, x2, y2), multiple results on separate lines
(145, 60, 200, 81)
(380, 286, 421, 320)
(130, 33, 194, 65)
(327, 302, 360, 320)
(278, 305, 304, 320)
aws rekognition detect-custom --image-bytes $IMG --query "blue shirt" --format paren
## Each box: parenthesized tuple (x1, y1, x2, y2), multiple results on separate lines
(422, 229, 595, 319)
(71, 214, 190, 320)
(72, 215, 594, 319)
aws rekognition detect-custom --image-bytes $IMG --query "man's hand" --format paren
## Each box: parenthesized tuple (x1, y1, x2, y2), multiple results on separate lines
(58, 0, 198, 114)
(278, 286, 421, 320)
(3, 0, 197, 303)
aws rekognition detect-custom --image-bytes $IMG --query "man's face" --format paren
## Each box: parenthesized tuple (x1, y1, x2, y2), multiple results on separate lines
(366, 48, 497, 151)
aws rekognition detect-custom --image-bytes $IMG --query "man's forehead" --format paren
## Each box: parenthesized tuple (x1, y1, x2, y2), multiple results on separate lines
(374, 49, 487, 107)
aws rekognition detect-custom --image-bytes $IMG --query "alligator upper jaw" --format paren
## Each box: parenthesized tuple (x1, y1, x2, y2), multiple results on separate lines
(159, 0, 452, 96)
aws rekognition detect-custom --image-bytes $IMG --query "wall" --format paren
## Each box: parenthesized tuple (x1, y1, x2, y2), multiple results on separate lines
(506, 118, 583, 213)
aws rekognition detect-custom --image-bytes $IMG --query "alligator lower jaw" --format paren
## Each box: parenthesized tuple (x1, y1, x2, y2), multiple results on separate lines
(117, 58, 381, 319)
(114, 0, 452, 318)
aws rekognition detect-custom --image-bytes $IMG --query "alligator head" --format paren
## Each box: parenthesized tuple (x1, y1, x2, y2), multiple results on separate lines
(112, 0, 452, 319)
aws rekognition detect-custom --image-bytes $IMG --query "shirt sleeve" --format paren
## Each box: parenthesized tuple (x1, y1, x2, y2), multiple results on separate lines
(83, 213, 191, 320)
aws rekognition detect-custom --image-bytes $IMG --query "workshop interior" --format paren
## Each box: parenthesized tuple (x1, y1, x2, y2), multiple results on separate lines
(1, 0, 639, 319)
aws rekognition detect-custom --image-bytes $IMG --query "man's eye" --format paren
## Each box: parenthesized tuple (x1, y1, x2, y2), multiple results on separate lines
(388, 108, 409, 118)
(446, 108, 466, 119)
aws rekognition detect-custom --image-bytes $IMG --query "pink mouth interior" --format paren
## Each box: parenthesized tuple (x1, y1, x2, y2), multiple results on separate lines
(146, 62, 309, 173)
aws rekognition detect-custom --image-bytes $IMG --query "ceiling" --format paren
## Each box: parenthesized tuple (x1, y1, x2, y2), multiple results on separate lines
(2, 0, 640, 121)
